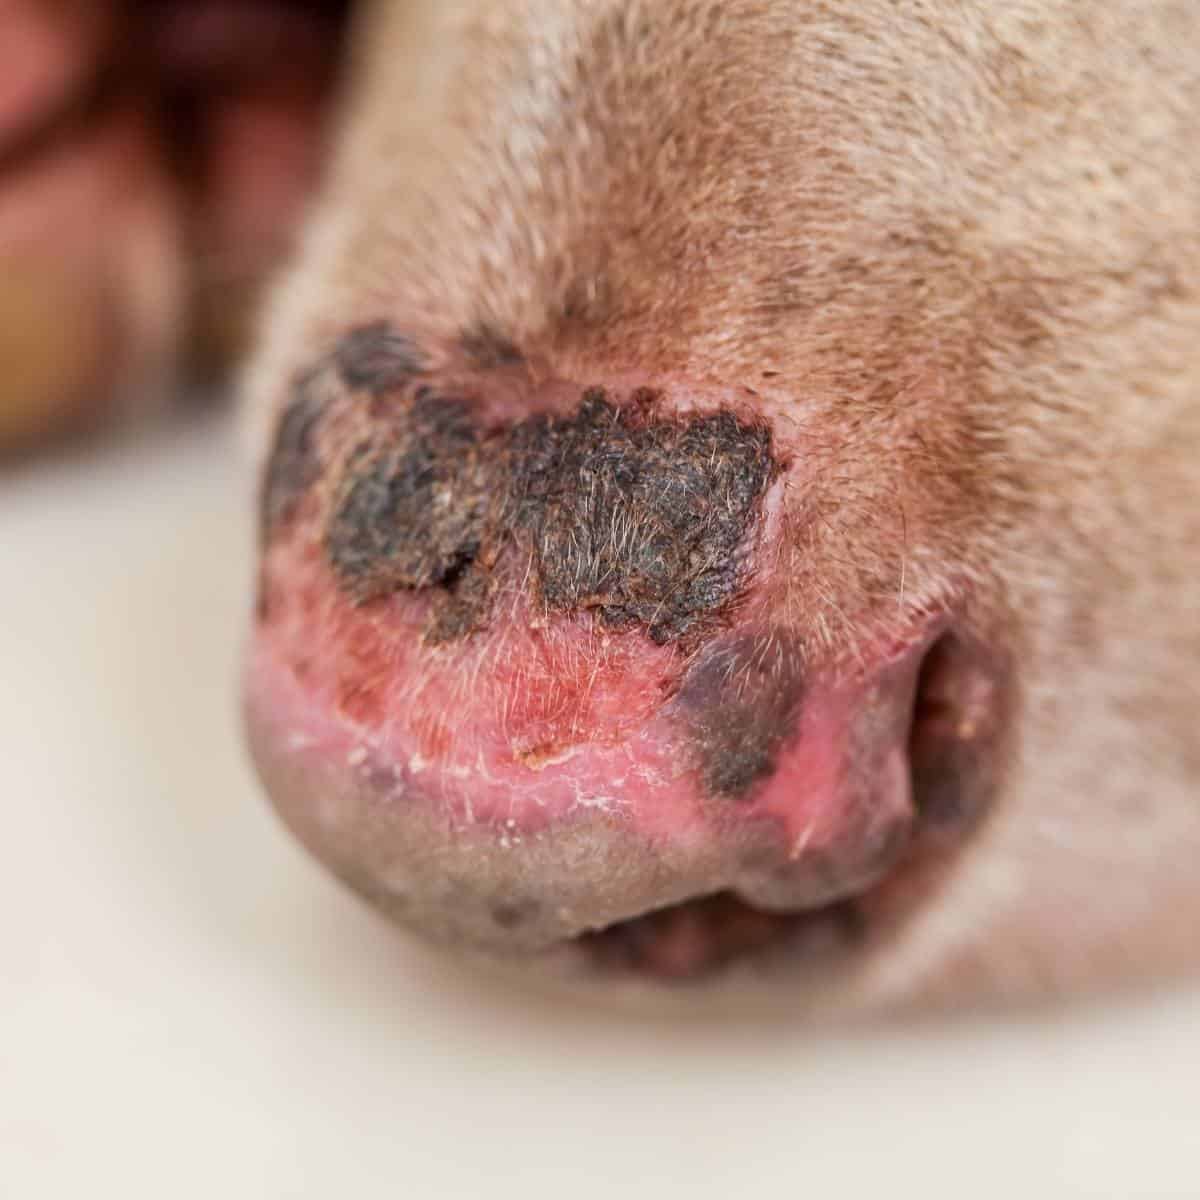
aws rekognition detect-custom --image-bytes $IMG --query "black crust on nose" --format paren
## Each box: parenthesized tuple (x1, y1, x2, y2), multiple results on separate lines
(325, 394, 488, 602)
(671, 629, 806, 800)
(335, 322, 426, 392)
(260, 372, 326, 541)
(509, 389, 777, 643)
(321, 385, 780, 646)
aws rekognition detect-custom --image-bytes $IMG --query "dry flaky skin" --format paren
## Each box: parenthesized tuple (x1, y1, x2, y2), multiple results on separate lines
(244, 0, 1200, 1013)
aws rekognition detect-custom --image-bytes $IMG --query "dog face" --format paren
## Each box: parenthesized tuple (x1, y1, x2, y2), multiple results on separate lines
(243, 0, 1200, 1012)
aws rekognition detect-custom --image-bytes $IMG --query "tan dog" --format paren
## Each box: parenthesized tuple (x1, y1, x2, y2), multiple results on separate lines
(7, 1, 1200, 1014)
(242, 0, 1200, 1013)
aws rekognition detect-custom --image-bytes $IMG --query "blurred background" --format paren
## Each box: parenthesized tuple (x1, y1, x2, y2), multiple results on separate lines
(4, 4, 1200, 1198)
(0, 0, 350, 453)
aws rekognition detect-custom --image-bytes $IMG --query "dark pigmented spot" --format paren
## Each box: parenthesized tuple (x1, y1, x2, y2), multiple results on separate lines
(423, 562, 495, 644)
(322, 386, 778, 645)
(491, 898, 542, 930)
(459, 323, 525, 369)
(508, 390, 776, 643)
(260, 372, 326, 542)
(671, 630, 805, 800)
(325, 395, 489, 604)
(335, 322, 426, 392)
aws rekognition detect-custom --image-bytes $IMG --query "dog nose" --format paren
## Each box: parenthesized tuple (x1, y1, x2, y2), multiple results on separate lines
(247, 345, 998, 978)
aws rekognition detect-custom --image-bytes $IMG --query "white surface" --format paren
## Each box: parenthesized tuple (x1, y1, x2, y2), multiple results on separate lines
(3, 415, 1199, 1199)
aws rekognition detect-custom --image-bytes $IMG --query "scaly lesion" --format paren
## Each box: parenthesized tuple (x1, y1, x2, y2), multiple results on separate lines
(309, 371, 782, 648)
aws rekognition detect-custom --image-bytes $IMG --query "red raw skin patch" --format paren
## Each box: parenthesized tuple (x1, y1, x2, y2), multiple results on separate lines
(254, 517, 925, 862)
(258, 523, 691, 834)
(489, 622, 672, 768)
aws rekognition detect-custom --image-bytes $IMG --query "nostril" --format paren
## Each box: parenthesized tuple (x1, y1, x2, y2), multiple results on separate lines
(910, 634, 983, 746)
(908, 632, 1010, 835)
(572, 628, 1013, 983)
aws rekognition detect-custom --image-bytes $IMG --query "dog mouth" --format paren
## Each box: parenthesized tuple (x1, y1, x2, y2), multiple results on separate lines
(578, 891, 863, 980)
(573, 632, 1009, 981)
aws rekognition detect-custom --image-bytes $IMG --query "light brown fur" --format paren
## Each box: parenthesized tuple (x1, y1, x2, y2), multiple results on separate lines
(246, 0, 1200, 1012)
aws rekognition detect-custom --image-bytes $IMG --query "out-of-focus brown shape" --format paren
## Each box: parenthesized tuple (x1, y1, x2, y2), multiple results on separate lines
(0, 0, 350, 453)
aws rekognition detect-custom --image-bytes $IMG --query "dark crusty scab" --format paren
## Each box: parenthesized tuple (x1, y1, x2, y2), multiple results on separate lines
(506, 389, 777, 643)
(325, 393, 490, 602)
(321, 380, 780, 645)
(259, 370, 327, 542)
